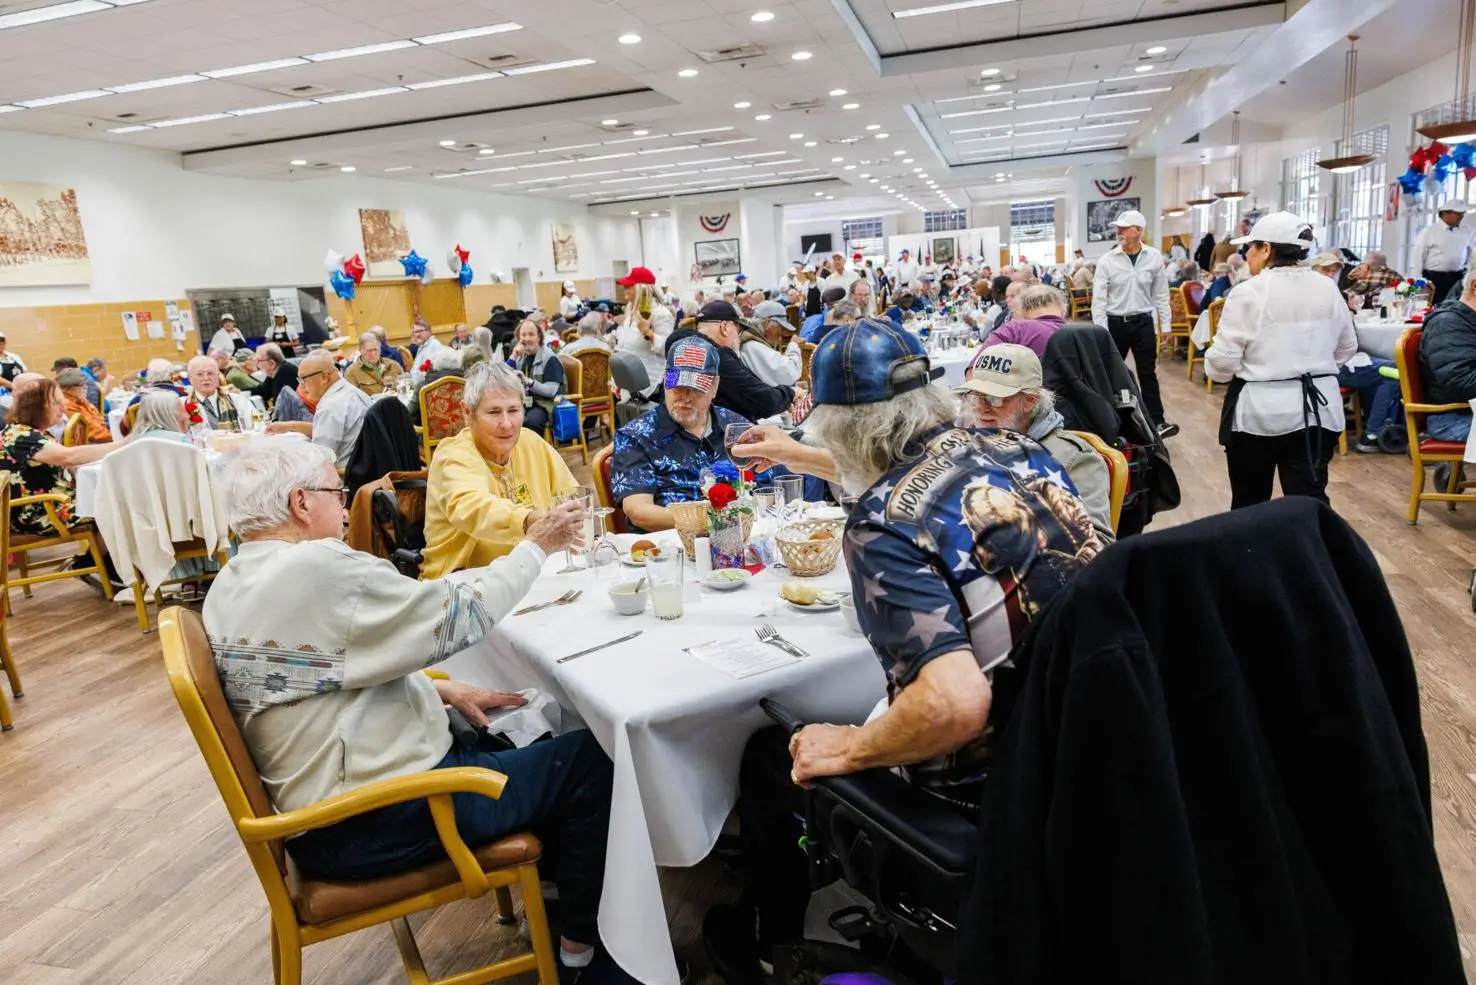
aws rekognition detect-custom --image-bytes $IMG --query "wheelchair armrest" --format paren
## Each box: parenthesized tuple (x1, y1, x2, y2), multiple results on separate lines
(819, 767, 978, 878)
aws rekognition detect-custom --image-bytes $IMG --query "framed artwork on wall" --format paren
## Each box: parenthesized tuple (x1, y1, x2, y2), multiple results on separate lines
(695, 238, 741, 278)
(359, 209, 412, 278)
(0, 181, 91, 287)
(1086, 197, 1142, 243)
(931, 237, 956, 265)
(552, 223, 579, 272)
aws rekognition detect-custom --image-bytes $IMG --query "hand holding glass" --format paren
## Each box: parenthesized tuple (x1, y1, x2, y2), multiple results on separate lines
(553, 487, 595, 573)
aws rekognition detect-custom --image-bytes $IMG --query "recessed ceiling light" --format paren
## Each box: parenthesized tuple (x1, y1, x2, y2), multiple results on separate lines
(874, 133, 888, 139)
(1135, 65, 1153, 73)
(305, 39, 417, 62)
(842, 103, 859, 111)
(384, 166, 412, 172)
(631, 210, 640, 214)
(751, 10, 775, 21)
(919, 172, 929, 177)
(814, 191, 825, 196)
(479, 148, 497, 155)
(869, 177, 879, 183)
(618, 33, 642, 44)
(804, 141, 816, 147)
(792, 51, 812, 60)
(984, 83, 1001, 92)
(893, 149, 905, 155)
(439, 139, 457, 147)
(649, 211, 659, 217)
(602, 119, 619, 126)
(789, 133, 803, 139)
(201, 57, 308, 79)
(825, 195, 834, 200)
(912, 167, 923, 172)
(902, 157, 914, 163)
(859, 173, 871, 178)
(755, 114, 771, 121)
(678, 68, 699, 77)
(843, 164, 856, 170)
(1146, 45, 1166, 54)
(340, 166, 356, 173)
(290, 159, 307, 166)
(830, 88, 847, 96)
(734, 101, 751, 109)
(865, 124, 880, 130)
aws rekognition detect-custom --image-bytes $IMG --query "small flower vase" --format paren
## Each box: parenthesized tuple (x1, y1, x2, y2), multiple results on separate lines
(708, 509, 747, 570)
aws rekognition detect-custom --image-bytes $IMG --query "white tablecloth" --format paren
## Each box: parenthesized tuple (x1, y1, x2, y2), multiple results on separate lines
(75, 448, 225, 518)
(1191, 308, 1213, 348)
(108, 392, 256, 440)
(932, 346, 976, 388)
(1353, 320, 1408, 361)
(440, 543, 885, 985)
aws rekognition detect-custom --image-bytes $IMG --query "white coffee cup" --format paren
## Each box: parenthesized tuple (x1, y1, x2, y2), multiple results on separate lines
(840, 595, 861, 635)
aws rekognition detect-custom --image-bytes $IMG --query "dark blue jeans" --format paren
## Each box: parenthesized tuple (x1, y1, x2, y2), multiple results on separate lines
(1338, 359, 1399, 439)
(287, 730, 613, 945)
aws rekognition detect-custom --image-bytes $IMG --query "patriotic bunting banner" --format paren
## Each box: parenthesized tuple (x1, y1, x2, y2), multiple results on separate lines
(1093, 177, 1134, 198)
(699, 213, 732, 233)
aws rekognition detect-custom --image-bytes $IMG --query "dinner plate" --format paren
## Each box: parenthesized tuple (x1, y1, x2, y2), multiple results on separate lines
(702, 569, 752, 591)
(783, 593, 841, 612)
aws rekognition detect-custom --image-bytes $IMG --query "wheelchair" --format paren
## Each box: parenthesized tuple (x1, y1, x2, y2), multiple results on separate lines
(758, 700, 976, 985)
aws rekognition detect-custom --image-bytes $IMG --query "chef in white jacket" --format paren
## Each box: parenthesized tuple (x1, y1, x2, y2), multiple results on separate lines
(1205, 212, 1357, 511)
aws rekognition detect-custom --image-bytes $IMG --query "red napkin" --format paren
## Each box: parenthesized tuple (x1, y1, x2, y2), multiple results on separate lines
(742, 562, 766, 575)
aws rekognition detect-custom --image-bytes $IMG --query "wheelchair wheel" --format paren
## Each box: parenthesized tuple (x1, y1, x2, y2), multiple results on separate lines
(1433, 463, 1467, 494)
(1378, 422, 1408, 455)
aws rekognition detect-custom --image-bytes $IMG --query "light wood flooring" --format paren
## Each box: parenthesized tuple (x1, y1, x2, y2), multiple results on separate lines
(2, 365, 1476, 984)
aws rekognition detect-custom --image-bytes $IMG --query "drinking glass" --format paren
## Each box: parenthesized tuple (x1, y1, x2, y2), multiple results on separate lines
(751, 485, 778, 515)
(553, 486, 595, 574)
(776, 475, 806, 517)
(588, 507, 621, 575)
(725, 423, 758, 469)
(645, 549, 685, 620)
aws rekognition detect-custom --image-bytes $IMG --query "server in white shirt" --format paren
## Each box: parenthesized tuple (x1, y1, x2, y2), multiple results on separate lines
(209, 313, 248, 355)
(1416, 199, 1474, 305)
(1205, 212, 1357, 510)
(892, 248, 920, 290)
(1091, 209, 1177, 437)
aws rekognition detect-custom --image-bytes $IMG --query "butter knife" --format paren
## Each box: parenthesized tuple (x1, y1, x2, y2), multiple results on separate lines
(557, 630, 644, 664)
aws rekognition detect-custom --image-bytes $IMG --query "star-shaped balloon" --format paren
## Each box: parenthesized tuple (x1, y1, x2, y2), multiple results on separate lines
(455, 244, 470, 265)
(458, 263, 473, 288)
(400, 250, 428, 279)
(343, 253, 366, 284)
(1454, 143, 1476, 169)
(330, 268, 356, 300)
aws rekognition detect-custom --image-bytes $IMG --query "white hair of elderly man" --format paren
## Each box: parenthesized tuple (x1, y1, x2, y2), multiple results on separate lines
(219, 438, 337, 536)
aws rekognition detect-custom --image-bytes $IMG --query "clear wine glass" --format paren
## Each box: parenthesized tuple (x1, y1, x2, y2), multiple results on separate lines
(725, 423, 757, 470)
(553, 486, 594, 574)
(589, 507, 620, 572)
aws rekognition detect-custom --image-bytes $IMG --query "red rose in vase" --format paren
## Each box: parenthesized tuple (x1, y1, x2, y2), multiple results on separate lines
(705, 481, 738, 511)
(420, 359, 432, 373)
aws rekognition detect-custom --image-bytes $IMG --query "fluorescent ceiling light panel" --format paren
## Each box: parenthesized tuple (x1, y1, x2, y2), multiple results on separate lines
(735, 151, 786, 159)
(538, 142, 601, 154)
(108, 74, 205, 93)
(893, 0, 1013, 17)
(503, 58, 597, 75)
(1095, 87, 1171, 99)
(151, 112, 232, 127)
(1084, 107, 1151, 118)
(230, 100, 317, 115)
(202, 58, 309, 79)
(672, 126, 733, 136)
(107, 124, 152, 133)
(1016, 96, 1089, 110)
(934, 91, 1014, 104)
(412, 23, 522, 45)
(384, 166, 413, 172)
(1077, 119, 1138, 130)
(405, 72, 502, 90)
(603, 132, 670, 144)
(16, 89, 110, 108)
(305, 40, 417, 62)
(700, 138, 756, 148)
(0, 0, 109, 31)
(0, 105, 26, 114)
(315, 87, 408, 103)
(941, 105, 1013, 119)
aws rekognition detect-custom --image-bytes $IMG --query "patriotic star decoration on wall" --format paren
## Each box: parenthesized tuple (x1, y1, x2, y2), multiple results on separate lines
(1093, 177, 1134, 198)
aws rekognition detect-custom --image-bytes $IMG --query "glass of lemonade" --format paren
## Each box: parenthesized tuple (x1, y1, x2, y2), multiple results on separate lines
(645, 549, 685, 620)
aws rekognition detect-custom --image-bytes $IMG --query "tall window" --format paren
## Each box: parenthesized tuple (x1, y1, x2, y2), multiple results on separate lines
(1329, 124, 1389, 258)
(1010, 199, 1056, 266)
(924, 209, 969, 232)
(1280, 148, 1321, 224)
(841, 216, 884, 258)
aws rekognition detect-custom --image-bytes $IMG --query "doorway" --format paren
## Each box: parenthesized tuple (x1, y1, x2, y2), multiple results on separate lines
(513, 267, 535, 309)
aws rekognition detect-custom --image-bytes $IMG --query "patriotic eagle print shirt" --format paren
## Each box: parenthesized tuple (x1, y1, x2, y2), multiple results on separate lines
(845, 425, 1103, 803)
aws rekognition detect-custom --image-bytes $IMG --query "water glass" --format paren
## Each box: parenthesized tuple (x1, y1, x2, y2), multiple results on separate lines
(645, 549, 685, 620)
(751, 485, 778, 515)
(588, 507, 621, 578)
(776, 475, 806, 516)
(553, 486, 595, 573)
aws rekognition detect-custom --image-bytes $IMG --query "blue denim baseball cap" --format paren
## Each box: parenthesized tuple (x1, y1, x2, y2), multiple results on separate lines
(811, 317, 942, 406)
(665, 336, 721, 393)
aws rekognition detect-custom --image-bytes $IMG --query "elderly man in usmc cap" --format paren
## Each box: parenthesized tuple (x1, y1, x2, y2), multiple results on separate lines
(704, 317, 1103, 981)
(1092, 208, 1177, 439)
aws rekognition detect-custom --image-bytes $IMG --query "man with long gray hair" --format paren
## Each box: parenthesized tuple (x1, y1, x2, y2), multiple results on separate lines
(705, 318, 1103, 978)
(203, 438, 637, 978)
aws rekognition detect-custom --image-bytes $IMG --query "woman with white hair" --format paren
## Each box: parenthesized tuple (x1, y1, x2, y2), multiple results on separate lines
(421, 362, 578, 578)
(201, 438, 624, 977)
(611, 282, 673, 394)
(131, 388, 221, 596)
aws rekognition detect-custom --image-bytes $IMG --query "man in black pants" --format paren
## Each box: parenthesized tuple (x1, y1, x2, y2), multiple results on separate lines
(1090, 209, 1178, 438)
(1414, 199, 1473, 306)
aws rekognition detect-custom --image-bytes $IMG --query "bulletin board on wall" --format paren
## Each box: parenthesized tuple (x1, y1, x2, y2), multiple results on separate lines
(415, 279, 468, 330)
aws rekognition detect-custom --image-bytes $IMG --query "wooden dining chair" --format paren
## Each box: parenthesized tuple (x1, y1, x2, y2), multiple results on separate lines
(157, 607, 558, 985)
(119, 402, 140, 437)
(590, 444, 629, 534)
(574, 349, 617, 446)
(6, 475, 113, 603)
(1395, 327, 1476, 523)
(417, 375, 467, 465)
(1162, 287, 1193, 358)
(800, 341, 818, 383)
(1069, 431, 1128, 535)
(0, 476, 20, 732)
(61, 413, 88, 447)
(1201, 298, 1225, 391)
(1069, 289, 1093, 322)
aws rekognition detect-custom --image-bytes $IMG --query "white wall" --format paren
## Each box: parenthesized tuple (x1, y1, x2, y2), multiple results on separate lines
(739, 199, 782, 289)
(639, 215, 681, 292)
(783, 216, 845, 264)
(1066, 157, 1160, 259)
(0, 127, 643, 308)
(677, 198, 742, 291)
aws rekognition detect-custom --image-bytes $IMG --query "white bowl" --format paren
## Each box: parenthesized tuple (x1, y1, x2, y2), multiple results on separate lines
(702, 568, 752, 591)
(840, 595, 861, 634)
(607, 581, 649, 616)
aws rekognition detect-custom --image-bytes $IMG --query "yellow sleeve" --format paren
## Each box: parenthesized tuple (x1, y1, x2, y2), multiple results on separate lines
(434, 437, 533, 550)
(546, 443, 577, 495)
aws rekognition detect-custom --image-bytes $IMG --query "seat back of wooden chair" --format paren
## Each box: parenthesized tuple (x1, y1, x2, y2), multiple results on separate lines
(575, 350, 612, 407)
(591, 444, 628, 534)
(1068, 430, 1128, 534)
(800, 341, 817, 382)
(121, 402, 140, 437)
(785, 304, 802, 330)
(158, 607, 289, 886)
(1169, 287, 1190, 330)
(1395, 327, 1427, 412)
(558, 353, 582, 399)
(0, 471, 11, 581)
(62, 413, 87, 447)
(419, 375, 467, 443)
(1183, 280, 1205, 315)
(1207, 297, 1225, 340)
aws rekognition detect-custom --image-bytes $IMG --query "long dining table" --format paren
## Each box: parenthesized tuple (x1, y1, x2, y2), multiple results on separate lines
(440, 531, 886, 985)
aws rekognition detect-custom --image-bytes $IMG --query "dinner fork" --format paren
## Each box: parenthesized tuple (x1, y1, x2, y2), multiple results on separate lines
(756, 623, 808, 659)
(513, 589, 582, 617)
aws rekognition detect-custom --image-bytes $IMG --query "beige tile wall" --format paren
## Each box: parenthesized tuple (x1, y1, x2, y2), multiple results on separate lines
(0, 299, 203, 378)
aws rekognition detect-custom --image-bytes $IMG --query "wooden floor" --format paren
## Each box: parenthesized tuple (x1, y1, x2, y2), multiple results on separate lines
(3, 365, 1476, 984)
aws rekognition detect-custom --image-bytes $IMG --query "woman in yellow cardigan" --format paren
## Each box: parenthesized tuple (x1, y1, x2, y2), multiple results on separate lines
(420, 361, 576, 579)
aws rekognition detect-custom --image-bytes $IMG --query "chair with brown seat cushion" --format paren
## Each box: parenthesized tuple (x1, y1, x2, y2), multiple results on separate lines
(1161, 286, 1193, 358)
(157, 606, 558, 985)
(574, 349, 617, 446)
(1396, 327, 1476, 523)
(1183, 280, 1205, 317)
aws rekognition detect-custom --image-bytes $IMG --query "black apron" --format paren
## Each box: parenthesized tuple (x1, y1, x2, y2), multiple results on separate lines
(1219, 372, 1337, 472)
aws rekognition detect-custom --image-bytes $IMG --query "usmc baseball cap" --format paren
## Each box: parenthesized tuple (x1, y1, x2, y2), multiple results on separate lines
(812, 317, 942, 406)
(958, 344, 1043, 398)
(664, 336, 721, 393)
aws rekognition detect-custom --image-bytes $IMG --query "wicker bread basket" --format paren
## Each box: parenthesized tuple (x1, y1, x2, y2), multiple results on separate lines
(668, 501, 754, 558)
(775, 519, 845, 576)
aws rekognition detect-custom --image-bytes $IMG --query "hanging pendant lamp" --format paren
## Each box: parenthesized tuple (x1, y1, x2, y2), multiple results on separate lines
(1318, 36, 1377, 173)
(1417, 0, 1476, 144)
(1215, 111, 1251, 200)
